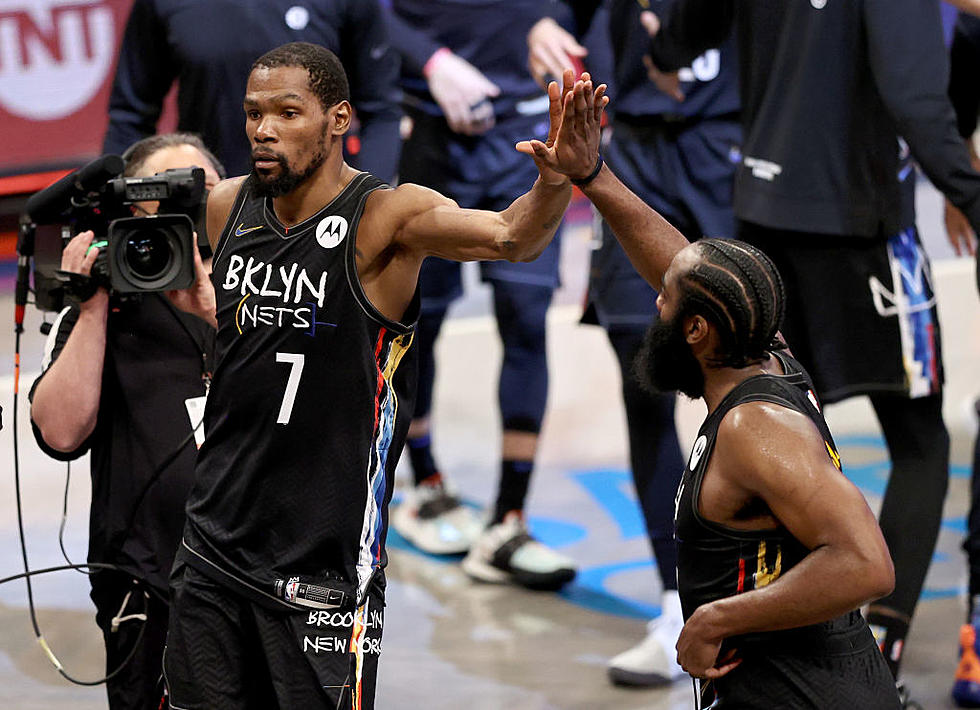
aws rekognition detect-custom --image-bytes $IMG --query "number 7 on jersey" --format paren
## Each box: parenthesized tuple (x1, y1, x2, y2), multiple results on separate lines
(275, 352, 305, 425)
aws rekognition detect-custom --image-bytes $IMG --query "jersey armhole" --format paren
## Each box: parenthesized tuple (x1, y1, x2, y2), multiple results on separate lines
(211, 177, 253, 267)
(344, 184, 420, 334)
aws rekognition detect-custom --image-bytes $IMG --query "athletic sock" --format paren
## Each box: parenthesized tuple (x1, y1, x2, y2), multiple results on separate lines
(406, 434, 441, 487)
(867, 611, 909, 678)
(491, 459, 534, 525)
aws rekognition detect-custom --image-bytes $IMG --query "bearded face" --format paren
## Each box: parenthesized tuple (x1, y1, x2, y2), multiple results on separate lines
(635, 310, 706, 400)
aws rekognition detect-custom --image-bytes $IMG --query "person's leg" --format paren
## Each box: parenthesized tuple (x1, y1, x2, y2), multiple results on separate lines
(488, 280, 552, 523)
(461, 277, 576, 590)
(90, 572, 169, 710)
(405, 302, 450, 487)
(604, 326, 687, 686)
(164, 565, 275, 709)
(866, 392, 950, 680)
(953, 399, 980, 708)
(391, 260, 484, 555)
(262, 588, 386, 710)
(392, 109, 488, 555)
(964, 399, 980, 611)
(607, 327, 683, 591)
(587, 124, 696, 683)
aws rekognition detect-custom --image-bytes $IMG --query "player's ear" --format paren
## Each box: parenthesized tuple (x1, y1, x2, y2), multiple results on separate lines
(329, 100, 352, 136)
(684, 314, 709, 347)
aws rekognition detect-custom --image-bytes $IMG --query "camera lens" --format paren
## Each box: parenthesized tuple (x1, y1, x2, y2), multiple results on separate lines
(124, 229, 173, 281)
(107, 214, 195, 293)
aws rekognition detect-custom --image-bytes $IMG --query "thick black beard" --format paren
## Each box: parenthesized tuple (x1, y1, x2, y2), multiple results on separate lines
(251, 146, 327, 198)
(635, 315, 706, 399)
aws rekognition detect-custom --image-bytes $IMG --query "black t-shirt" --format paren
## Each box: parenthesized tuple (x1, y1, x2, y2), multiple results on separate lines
(30, 294, 215, 595)
(674, 352, 861, 649)
(183, 173, 418, 606)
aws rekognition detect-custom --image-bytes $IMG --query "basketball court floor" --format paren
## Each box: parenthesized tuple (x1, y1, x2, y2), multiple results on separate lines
(0, 182, 977, 709)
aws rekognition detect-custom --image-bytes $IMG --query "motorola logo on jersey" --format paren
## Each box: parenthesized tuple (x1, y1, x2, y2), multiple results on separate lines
(0, 1, 115, 120)
(688, 434, 708, 470)
(316, 215, 348, 249)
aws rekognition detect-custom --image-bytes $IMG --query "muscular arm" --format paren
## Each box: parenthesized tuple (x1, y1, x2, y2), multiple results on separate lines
(577, 164, 689, 290)
(388, 73, 605, 264)
(390, 178, 570, 265)
(678, 402, 894, 678)
(102, 0, 176, 155)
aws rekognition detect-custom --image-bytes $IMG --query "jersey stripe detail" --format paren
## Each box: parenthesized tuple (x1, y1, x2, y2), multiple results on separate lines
(356, 329, 415, 600)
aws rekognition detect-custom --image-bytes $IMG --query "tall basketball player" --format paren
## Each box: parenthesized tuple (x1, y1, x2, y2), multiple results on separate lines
(522, 103, 903, 707)
(161, 45, 606, 709)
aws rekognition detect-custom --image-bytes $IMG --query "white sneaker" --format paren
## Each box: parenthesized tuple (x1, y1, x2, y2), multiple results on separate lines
(461, 512, 577, 590)
(608, 591, 686, 686)
(391, 483, 483, 555)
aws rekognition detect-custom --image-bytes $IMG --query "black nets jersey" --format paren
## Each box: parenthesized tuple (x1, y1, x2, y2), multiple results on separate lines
(674, 352, 900, 707)
(675, 351, 855, 636)
(182, 172, 418, 604)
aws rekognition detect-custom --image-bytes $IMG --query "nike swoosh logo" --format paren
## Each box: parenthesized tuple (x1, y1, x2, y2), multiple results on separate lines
(235, 223, 264, 236)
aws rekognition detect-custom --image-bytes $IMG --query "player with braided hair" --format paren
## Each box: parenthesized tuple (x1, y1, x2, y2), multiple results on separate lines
(680, 240, 785, 368)
(523, 92, 902, 705)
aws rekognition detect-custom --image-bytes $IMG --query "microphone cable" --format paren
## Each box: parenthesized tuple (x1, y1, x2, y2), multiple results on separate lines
(8, 295, 149, 686)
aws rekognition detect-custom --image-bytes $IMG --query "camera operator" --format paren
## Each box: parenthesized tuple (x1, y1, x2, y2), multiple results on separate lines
(28, 133, 222, 710)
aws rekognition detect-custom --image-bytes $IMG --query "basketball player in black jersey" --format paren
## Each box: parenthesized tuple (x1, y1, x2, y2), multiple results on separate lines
(162, 45, 607, 709)
(525, 92, 903, 707)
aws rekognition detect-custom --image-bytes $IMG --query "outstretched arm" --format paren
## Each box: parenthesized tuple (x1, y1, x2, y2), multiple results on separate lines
(391, 73, 605, 263)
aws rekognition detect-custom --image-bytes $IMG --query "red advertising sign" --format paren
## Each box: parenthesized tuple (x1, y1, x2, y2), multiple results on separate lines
(0, 0, 135, 176)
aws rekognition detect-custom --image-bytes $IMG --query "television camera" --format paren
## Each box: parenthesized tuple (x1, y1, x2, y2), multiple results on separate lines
(19, 154, 208, 313)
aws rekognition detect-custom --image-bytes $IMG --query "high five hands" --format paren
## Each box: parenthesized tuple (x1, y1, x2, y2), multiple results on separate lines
(515, 70, 609, 185)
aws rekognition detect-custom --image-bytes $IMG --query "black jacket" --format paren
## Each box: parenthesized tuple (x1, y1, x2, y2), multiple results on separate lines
(102, 0, 401, 181)
(649, 0, 980, 238)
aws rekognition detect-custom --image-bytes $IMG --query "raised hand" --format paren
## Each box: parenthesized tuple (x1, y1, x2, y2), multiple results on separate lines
(516, 69, 608, 183)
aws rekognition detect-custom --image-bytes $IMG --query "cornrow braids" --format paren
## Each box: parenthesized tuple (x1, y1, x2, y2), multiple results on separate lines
(678, 239, 786, 368)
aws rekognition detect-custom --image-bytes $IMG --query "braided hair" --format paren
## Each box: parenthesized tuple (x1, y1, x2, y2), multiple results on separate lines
(676, 239, 786, 368)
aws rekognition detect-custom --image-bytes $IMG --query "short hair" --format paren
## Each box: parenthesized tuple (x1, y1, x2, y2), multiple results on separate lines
(122, 132, 226, 179)
(252, 42, 350, 113)
(676, 238, 786, 368)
